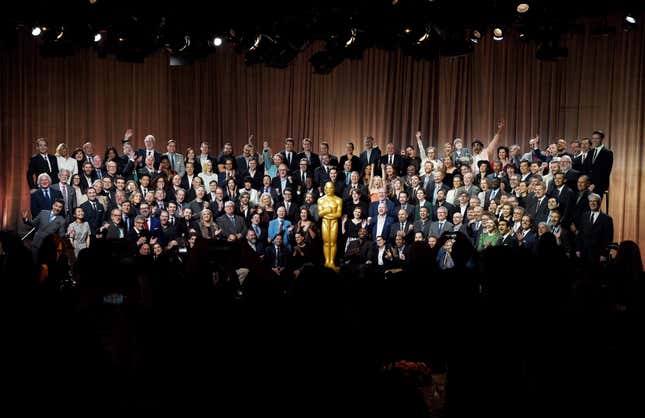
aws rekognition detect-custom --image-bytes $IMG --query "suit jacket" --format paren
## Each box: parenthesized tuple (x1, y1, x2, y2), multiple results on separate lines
(359, 147, 381, 172)
(25, 210, 66, 249)
(180, 173, 197, 191)
(105, 222, 126, 239)
(268, 218, 292, 249)
(413, 219, 431, 237)
(369, 200, 395, 220)
(429, 221, 454, 238)
(216, 214, 248, 238)
(271, 176, 296, 200)
(518, 229, 537, 252)
(576, 211, 613, 262)
(483, 189, 507, 211)
(388, 220, 414, 243)
(137, 149, 163, 168)
(51, 183, 77, 216)
(434, 202, 456, 221)
(550, 185, 576, 226)
(394, 204, 416, 222)
(426, 182, 450, 205)
(279, 151, 300, 172)
(265, 244, 288, 269)
(414, 201, 434, 222)
(80, 199, 106, 235)
(243, 169, 264, 191)
(297, 152, 321, 170)
(313, 166, 331, 187)
(342, 183, 368, 199)
(563, 169, 581, 191)
(588, 147, 613, 195)
(380, 153, 405, 175)
(279, 201, 299, 223)
(27, 154, 59, 189)
(338, 155, 361, 173)
(164, 152, 186, 177)
(571, 190, 591, 228)
(30, 188, 64, 218)
(368, 215, 394, 240)
(572, 153, 591, 174)
(79, 173, 97, 193)
(526, 196, 550, 223)
(126, 228, 150, 249)
(500, 233, 519, 247)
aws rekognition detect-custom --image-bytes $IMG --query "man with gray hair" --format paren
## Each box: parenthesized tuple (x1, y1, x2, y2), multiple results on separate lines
(575, 193, 613, 263)
(559, 154, 581, 190)
(216, 200, 247, 241)
(137, 134, 162, 168)
(51, 169, 76, 219)
(30, 173, 63, 217)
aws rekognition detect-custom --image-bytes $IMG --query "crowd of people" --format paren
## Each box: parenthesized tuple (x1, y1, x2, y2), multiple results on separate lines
(19, 120, 633, 291)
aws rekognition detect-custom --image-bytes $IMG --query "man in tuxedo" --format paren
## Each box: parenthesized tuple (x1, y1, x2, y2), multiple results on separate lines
(526, 183, 550, 223)
(279, 138, 299, 172)
(498, 219, 518, 247)
(380, 142, 404, 176)
(549, 172, 575, 227)
(295, 158, 313, 189)
(572, 138, 592, 173)
(164, 139, 185, 177)
(127, 215, 151, 250)
(23, 198, 66, 260)
(429, 206, 453, 238)
(51, 169, 77, 220)
(359, 136, 381, 173)
(80, 187, 106, 236)
(216, 201, 247, 241)
(180, 162, 197, 191)
(31, 173, 64, 217)
(297, 138, 321, 170)
(587, 130, 613, 199)
(264, 233, 288, 278)
(576, 193, 613, 263)
(27, 138, 59, 190)
(137, 134, 162, 169)
(243, 158, 263, 190)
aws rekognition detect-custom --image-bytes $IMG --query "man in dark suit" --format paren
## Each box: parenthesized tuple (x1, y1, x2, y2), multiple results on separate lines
(434, 189, 457, 221)
(27, 138, 59, 190)
(549, 173, 576, 227)
(571, 175, 592, 230)
(216, 201, 248, 241)
(587, 130, 613, 198)
(368, 190, 395, 219)
(265, 234, 288, 278)
(295, 158, 314, 188)
(105, 208, 127, 239)
(498, 219, 518, 247)
(297, 138, 321, 171)
(429, 206, 454, 238)
(319, 141, 338, 168)
(576, 193, 613, 263)
(389, 208, 414, 244)
(137, 134, 162, 169)
(517, 215, 537, 252)
(127, 215, 151, 250)
(243, 228, 265, 258)
(313, 155, 333, 189)
(359, 136, 381, 173)
(80, 187, 106, 236)
(279, 138, 299, 173)
(271, 165, 295, 201)
(482, 178, 507, 211)
(23, 198, 66, 261)
(393, 190, 415, 222)
(30, 172, 64, 218)
(526, 183, 550, 224)
(379, 142, 404, 176)
(426, 172, 450, 206)
(345, 227, 375, 264)
(51, 170, 77, 220)
(242, 159, 264, 191)
(572, 138, 592, 174)
(368, 203, 395, 241)
(559, 155, 581, 191)
(413, 207, 432, 238)
(139, 203, 160, 234)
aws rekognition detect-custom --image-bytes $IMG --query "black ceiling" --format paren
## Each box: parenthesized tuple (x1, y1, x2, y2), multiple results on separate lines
(1, 0, 643, 68)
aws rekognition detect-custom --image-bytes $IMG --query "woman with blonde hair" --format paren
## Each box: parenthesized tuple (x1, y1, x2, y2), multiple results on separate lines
(55, 143, 78, 175)
(198, 208, 221, 239)
(198, 160, 218, 188)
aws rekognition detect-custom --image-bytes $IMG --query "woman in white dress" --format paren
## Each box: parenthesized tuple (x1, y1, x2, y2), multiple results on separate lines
(55, 143, 78, 175)
(198, 160, 218, 189)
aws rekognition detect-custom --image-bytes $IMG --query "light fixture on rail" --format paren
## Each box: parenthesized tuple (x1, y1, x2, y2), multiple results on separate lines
(493, 28, 503, 41)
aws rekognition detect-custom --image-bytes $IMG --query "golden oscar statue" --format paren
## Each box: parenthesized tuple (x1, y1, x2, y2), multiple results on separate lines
(317, 181, 343, 270)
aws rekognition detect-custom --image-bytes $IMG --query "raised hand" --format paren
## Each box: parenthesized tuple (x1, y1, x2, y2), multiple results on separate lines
(416, 131, 422, 139)
(497, 120, 505, 132)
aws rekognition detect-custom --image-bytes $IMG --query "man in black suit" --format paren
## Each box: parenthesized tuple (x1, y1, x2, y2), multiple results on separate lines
(571, 175, 592, 230)
(394, 190, 415, 222)
(216, 201, 248, 241)
(576, 193, 613, 263)
(319, 141, 338, 168)
(379, 142, 404, 176)
(389, 208, 414, 244)
(79, 161, 96, 193)
(80, 187, 106, 237)
(30, 173, 63, 217)
(426, 172, 450, 206)
(271, 164, 295, 200)
(359, 136, 381, 173)
(559, 155, 581, 191)
(265, 234, 288, 278)
(587, 130, 613, 199)
(137, 134, 162, 169)
(127, 215, 151, 250)
(279, 138, 299, 173)
(526, 183, 550, 224)
(550, 172, 576, 227)
(242, 158, 264, 191)
(327, 168, 345, 200)
(105, 208, 126, 239)
(244, 228, 265, 258)
(572, 137, 592, 174)
(498, 219, 518, 247)
(177, 208, 199, 239)
(297, 138, 321, 170)
(279, 189, 299, 223)
(295, 158, 313, 189)
(434, 189, 457, 221)
(314, 154, 334, 190)
(27, 138, 59, 190)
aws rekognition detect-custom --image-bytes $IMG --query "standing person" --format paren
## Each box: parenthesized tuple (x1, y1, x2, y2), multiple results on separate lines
(471, 120, 505, 173)
(55, 143, 78, 176)
(587, 130, 613, 199)
(23, 198, 67, 261)
(165, 139, 185, 177)
(30, 173, 64, 217)
(576, 193, 614, 264)
(27, 138, 59, 190)
(67, 207, 91, 257)
(359, 136, 381, 174)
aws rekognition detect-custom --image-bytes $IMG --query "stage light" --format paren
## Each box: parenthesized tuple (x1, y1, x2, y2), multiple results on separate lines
(493, 28, 503, 41)
(417, 29, 430, 44)
(178, 35, 190, 51)
(213, 36, 223, 47)
(403, 27, 412, 34)
(625, 14, 636, 24)
(249, 34, 262, 51)
(31, 26, 42, 37)
(94, 33, 102, 42)
(55, 27, 64, 40)
(517, 3, 529, 13)
(345, 28, 357, 47)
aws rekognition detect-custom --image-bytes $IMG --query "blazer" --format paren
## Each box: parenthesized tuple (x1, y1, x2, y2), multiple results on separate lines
(25, 210, 66, 249)
(268, 218, 292, 249)
(379, 153, 405, 175)
(313, 166, 331, 187)
(500, 233, 519, 247)
(526, 196, 550, 224)
(164, 152, 186, 177)
(51, 183, 77, 216)
(388, 220, 414, 243)
(265, 244, 289, 269)
(105, 222, 126, 239)
(576, 211, 614, 262)
(368, 215, 395, 240)
(338, 155, 361, 173)
(279, 150, 300, 172)
(30, 188, 64, 218)
(80, 199, 106, 235)
(429, 221, 454, 238)
(296, 152, 321, 170)
(216, 214, 248, 238)
(279, 200, 299, 223)
(242, 169, 264, 191)
(588, 147, 613, 195)
(368, 199, 395, 219)
(137, 149, 163, 168)
(27, 153, 59, 189)
(359, 147, 381, 172)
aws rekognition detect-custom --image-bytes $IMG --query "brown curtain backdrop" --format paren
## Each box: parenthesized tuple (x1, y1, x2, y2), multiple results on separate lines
(2, 15, 644, 259)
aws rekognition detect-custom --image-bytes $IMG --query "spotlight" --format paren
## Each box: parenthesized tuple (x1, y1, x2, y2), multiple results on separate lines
(625, 14, 636, 24)
(470, 30, 482, 44)
(417, 27, 431, 44)
(31, 26, 42, 37)
(94, 33, 102, 42)
(55, 27, 64, 40)
(249, 34, 262, 51)
(178, 35, 190, 52)
(493, 28, 503, 41)
(403, 27, 412, 34)
(213, 36, 223, 47)
(345, 28, 357, 47)
(517, 3, 530, 13)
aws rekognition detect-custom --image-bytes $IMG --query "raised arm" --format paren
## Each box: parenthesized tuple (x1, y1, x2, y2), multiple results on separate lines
(262, 140, 274, 174)
(415, 131, 428, 165)
(486, 120, 505, 161)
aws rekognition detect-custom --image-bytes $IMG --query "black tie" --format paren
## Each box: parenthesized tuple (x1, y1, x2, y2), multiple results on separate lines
(275, 247, 280, 266)
(44, 189, 50, 204)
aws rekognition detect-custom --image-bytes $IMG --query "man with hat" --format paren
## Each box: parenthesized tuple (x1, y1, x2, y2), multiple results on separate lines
(472, 120, 505, 172)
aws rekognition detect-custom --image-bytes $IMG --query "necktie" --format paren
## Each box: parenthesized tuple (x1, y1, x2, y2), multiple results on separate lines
(287, 152, 291, 165)
(44, 189, 50, 203)
(302, 172, 306, 183)
(91, 201, 96, 211)
(278, 220, 283, 233)
(230, 216, 235, 227)
(49, 213, 56, 222)
(439, 222, 444, 233)
(400, 222, 404, 231)
(275, 247, 280, 266)
(389, 155, 393, 165)
(590, 212, 595, 223)
(286, 202, 290, 212)
(346, 175, 350, 185)
(170, 154, 175, 170)
(577, 192, 584, 204)
(592, 149, 598, 163)
(97, 169, 103, 179)
(254, 225, 260, 236)
(43, 155, 52, 172)
(61, 184, 68, 212)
